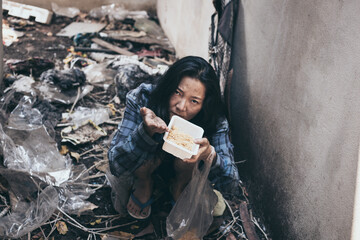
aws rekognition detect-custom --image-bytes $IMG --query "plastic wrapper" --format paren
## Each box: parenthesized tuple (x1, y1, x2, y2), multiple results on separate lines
(0, 96, 72, 185)
(4, 74, 93, 105)
(83, 62, 117, 90)
(51, 3, 80, 18)
(109, 55, 160, 76)
(39, 68, 86, 91)
(114, 64, 155, 101)
(166, 153, 218, 239)
(62, 106, 111, 127)
(7, 95, 42, 130)
(134, 18, 166, 39)
(34, 82, 94, 105)
(0, 96, 98, 237)
(58, 165, 96, 215)
(89, 4, 129, 21)
(0, 186, 58, 239)
(4, 75, 36, 95)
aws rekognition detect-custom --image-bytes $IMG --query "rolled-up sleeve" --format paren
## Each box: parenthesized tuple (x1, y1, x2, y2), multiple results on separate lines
(209, 118, 239, 192)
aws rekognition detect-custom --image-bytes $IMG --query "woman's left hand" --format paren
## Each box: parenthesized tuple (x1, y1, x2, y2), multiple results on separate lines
(183, 137, 215, 164)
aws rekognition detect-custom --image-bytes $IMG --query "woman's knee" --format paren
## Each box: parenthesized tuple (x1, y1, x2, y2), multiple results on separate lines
(134, 157, 161, 178)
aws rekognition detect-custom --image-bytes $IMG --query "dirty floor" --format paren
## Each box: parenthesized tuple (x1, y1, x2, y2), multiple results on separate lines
(1, 10, 270, 240)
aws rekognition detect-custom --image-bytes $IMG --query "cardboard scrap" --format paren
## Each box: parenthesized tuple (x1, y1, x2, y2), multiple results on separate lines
(56, 22, 107, 37)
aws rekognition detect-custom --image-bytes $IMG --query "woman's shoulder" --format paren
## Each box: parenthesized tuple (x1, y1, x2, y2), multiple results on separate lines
(126, 83, 155, 106)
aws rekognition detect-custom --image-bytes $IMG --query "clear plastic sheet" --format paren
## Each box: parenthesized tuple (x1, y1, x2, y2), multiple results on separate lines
(58, 165, 96, 215)
(166, 158, 218, 239)
(89, 4, 129, 21)
(0, 186, 58, 239)
(1, 124, 71, 185)
(4, 75, 36, 95)
(34, 82, 93, 105)
(7, 95, 42, 130)
(109, 55, 160, 76)
(3, 75, 93, 105)
(51, 3, 80, 18)
(62, 106, 111, 127)
(83, 62, 117, 90)
(0, 96, 72, 184)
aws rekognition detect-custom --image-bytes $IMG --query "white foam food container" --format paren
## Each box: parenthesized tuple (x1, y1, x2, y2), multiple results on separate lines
(162, 115, 204, 159)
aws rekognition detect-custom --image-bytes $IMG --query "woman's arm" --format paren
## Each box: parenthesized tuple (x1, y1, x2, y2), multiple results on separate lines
(108, 93, 159, 177)
(208, 117, 239, 191)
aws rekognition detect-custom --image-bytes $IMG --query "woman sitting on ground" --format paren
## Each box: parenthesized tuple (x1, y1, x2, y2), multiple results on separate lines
(108, 56, 239, 219)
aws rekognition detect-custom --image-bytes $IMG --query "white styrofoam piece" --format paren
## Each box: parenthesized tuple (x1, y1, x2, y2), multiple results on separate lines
(3, 0, 53, 24)
(162, 115, 204, 159)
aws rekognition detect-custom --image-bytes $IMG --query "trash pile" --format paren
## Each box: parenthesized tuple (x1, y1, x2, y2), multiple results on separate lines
(1, 3, 270, 240)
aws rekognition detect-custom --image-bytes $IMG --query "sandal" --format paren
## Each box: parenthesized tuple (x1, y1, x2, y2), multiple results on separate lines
(127, 192, 154, 220)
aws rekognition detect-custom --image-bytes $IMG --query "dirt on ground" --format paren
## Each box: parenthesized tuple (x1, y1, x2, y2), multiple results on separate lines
(4, 16, 73, 60)
(0, 11, 270, 240)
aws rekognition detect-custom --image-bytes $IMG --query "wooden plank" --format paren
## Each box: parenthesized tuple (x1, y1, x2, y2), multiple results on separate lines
(239, 201, 261, 240)
(91, 38, 134, 56)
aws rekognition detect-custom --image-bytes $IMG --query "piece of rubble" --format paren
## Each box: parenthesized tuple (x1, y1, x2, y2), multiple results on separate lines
(3, 0, 53, 24)
(56, 22, 107, 37)
(91, 37, 134, 56)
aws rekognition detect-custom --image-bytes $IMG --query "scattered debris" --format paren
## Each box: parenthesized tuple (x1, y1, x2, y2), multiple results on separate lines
(0, 4, 271, 240)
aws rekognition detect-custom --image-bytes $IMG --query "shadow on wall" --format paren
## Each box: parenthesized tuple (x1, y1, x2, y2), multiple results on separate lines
(230, 3, 249, 177)
(229, 2, 286, 239)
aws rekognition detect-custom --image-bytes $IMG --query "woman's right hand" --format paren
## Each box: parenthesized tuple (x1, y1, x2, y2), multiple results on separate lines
(140, 107, 169, 137)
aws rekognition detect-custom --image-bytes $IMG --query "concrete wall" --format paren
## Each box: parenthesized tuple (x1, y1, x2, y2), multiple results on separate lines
(157, 0, 214, 59)
(158, 0, 360, 239)
(230, 0, 360, 239)
(6, 0, 156, 13)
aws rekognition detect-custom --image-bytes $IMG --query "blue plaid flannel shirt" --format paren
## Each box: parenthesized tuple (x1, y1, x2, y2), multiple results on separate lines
(108, 83, 239, 192)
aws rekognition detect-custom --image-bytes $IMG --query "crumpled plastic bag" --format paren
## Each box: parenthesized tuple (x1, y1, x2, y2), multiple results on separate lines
(1, 96, 72, 183)
(89, 4, 129, 21)
(62, 106, 111, 127)
(112, 63, 156, 101)
(166, 154, 218, 239)
(0, 186, 59, 239)
(34, 82, 93, 105)
(7, 95, 42, 130)
(0, 95, 99, 238)
(58, 164, 96, 215)
(83, 62, 117, 90)
(39, 68, 86, 91)
(51, 3, 80, 18)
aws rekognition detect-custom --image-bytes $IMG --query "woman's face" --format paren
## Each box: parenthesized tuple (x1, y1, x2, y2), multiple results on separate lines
(169, 77, 206, 121)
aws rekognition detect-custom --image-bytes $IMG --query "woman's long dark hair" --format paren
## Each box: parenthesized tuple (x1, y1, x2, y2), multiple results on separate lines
(148, 56, 224, 137)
